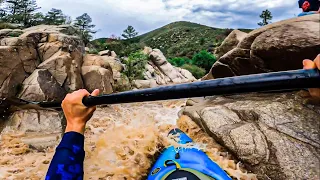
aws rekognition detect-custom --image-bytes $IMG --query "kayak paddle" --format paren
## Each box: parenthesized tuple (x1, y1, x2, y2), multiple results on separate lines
(1, 69, 319, 109)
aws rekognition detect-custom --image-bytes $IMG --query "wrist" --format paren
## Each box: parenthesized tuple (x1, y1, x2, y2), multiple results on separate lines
(65, 123, 86, 135)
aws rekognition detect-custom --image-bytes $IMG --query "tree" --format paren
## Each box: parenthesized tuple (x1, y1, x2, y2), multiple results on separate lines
(0, 0, 6, 20)
(258, 9, 272, 26)
(44, 8, 66, 25)
(1, 0, 40, 27)
(192, 50, 217, 72)
(17, 0, 40, 27)
(65, 16, 72, 24)
(1, 0, 21, 23)
(122, 25, 138, 39)
(122, 51, 148, 81)
(29, 12, 44, 26)
(73, 13, 96, 46)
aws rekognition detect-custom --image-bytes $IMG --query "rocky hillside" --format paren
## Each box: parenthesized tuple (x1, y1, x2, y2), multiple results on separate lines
(92, 21, 252, 59)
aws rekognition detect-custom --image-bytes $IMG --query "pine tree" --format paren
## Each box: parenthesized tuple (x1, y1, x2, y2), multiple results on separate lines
(122, 25, 138, 39)
(2, 0, 21, 23)
(0, 0, 6, 20)
(29, 12, 44, 26)
(20, 0, 40, 27)
(73, 13, 96, 46)
(2, 0, 40, 27)
(258, 9, 273, 26)
(44, 8, 66, 25)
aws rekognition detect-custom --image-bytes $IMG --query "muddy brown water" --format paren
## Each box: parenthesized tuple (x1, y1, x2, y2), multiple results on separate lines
(0, 100, 256, 180)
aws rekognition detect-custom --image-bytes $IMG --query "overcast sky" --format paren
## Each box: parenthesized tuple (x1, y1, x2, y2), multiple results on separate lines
(36, 0, 301, 38)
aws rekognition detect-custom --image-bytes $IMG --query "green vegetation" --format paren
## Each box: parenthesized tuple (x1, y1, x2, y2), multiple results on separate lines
(122, 25, 138, 39)
(73, 13, 96, 46)
(0, 22, 17, 29)
(43, 8, 67, 25)
(169, 50, 217, 78)
(122, 51, 149, 81)
(258, 9, 273, 26)
(181, 64, 206, 79)
(192, 50, 217, 71)
(0, 0, 95, 46)
(168, 57, 192, 67)
(91, 21, 234, 58)
(0, 0, 70, 28)
(0, 0, 40, 27)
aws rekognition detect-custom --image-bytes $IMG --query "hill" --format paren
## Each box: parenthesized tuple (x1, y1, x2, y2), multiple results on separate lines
(91, 21, 252, 59)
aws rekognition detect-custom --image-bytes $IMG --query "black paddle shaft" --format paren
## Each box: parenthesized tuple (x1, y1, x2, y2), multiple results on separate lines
(81, 69, 320, 107)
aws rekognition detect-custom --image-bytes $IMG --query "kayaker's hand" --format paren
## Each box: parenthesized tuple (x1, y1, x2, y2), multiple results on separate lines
(62, 89, 100, 134)
(303, 54, 320, 99)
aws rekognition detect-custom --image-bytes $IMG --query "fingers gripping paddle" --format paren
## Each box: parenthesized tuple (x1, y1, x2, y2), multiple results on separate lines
(2, 69, 320, 109)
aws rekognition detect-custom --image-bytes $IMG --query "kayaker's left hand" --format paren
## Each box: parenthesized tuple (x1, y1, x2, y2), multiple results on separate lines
(303, 54, 320, 99)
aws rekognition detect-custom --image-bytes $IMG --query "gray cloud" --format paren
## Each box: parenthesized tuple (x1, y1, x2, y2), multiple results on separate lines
(36, 0, 302, 38)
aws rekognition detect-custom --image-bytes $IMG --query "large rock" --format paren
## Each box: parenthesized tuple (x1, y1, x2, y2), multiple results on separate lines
(101, 56, 124, 78)
(81, 66, 113, 94)
(149, 49, 187, 83)
(214, 30, 247, 59)
(133, 79, 158, 89)
(176, 67, 197, 81)
(18, 69, 66, 102)
(0, 24, 84, 100)
(182, 92, 320, 179)
(38, 49, 83, 92)
(139, 47, 196, 88)
(112, 74, 131, 92)
(98, 50, 117, 57)
(84, 54, 123, 79)
(0, 40, 38, 98)
(207, 14, 320, 79)
(2, 109, 65, 150)
(83, 54, 111, 69)
(0, 29, 23, 39)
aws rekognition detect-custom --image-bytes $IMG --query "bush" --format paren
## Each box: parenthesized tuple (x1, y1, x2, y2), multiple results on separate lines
(88, 48, 99, 54)
(200, 37, 205, 45)
(192, 50, 217, 72)
(122, 51, 149, 81)
(181, 64, 206, 79)
(0, 23, 17, 29)
(113, 74, 132, 92)
(168, 57, 191, 67)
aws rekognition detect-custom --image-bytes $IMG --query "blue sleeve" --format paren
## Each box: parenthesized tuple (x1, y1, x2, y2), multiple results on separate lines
(45, 132, 85, 180)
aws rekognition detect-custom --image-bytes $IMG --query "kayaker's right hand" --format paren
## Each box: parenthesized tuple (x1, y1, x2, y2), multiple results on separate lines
(62, 89, 100, 134)
(303, 54, 320, 99)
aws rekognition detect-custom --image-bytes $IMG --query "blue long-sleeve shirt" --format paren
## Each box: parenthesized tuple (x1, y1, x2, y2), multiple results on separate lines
(45, 132, 85, 180)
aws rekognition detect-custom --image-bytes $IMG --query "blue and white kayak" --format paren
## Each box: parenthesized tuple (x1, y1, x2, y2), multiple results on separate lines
(148, 128, 232, 180)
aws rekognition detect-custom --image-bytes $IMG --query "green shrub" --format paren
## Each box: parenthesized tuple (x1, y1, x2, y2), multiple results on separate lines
(113, 73, 132, 92)
(0, 23, 17, 29)
(168, 57, 191, 67)
(200, 37, 205, 45)
(192, 50, 217, 72)
(122, 51, 149, 81)
(88, 48, 99, 54)
(181, 64, 206, 79)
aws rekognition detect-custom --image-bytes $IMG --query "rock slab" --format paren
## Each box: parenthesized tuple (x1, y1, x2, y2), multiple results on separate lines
(182, 92, 320, 179)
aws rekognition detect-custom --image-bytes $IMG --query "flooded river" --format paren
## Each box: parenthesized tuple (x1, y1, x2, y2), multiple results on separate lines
(0, 100, 256, 180)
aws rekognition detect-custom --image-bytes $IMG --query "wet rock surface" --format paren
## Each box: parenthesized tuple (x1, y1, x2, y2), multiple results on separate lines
(181, 92, 320, 179)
